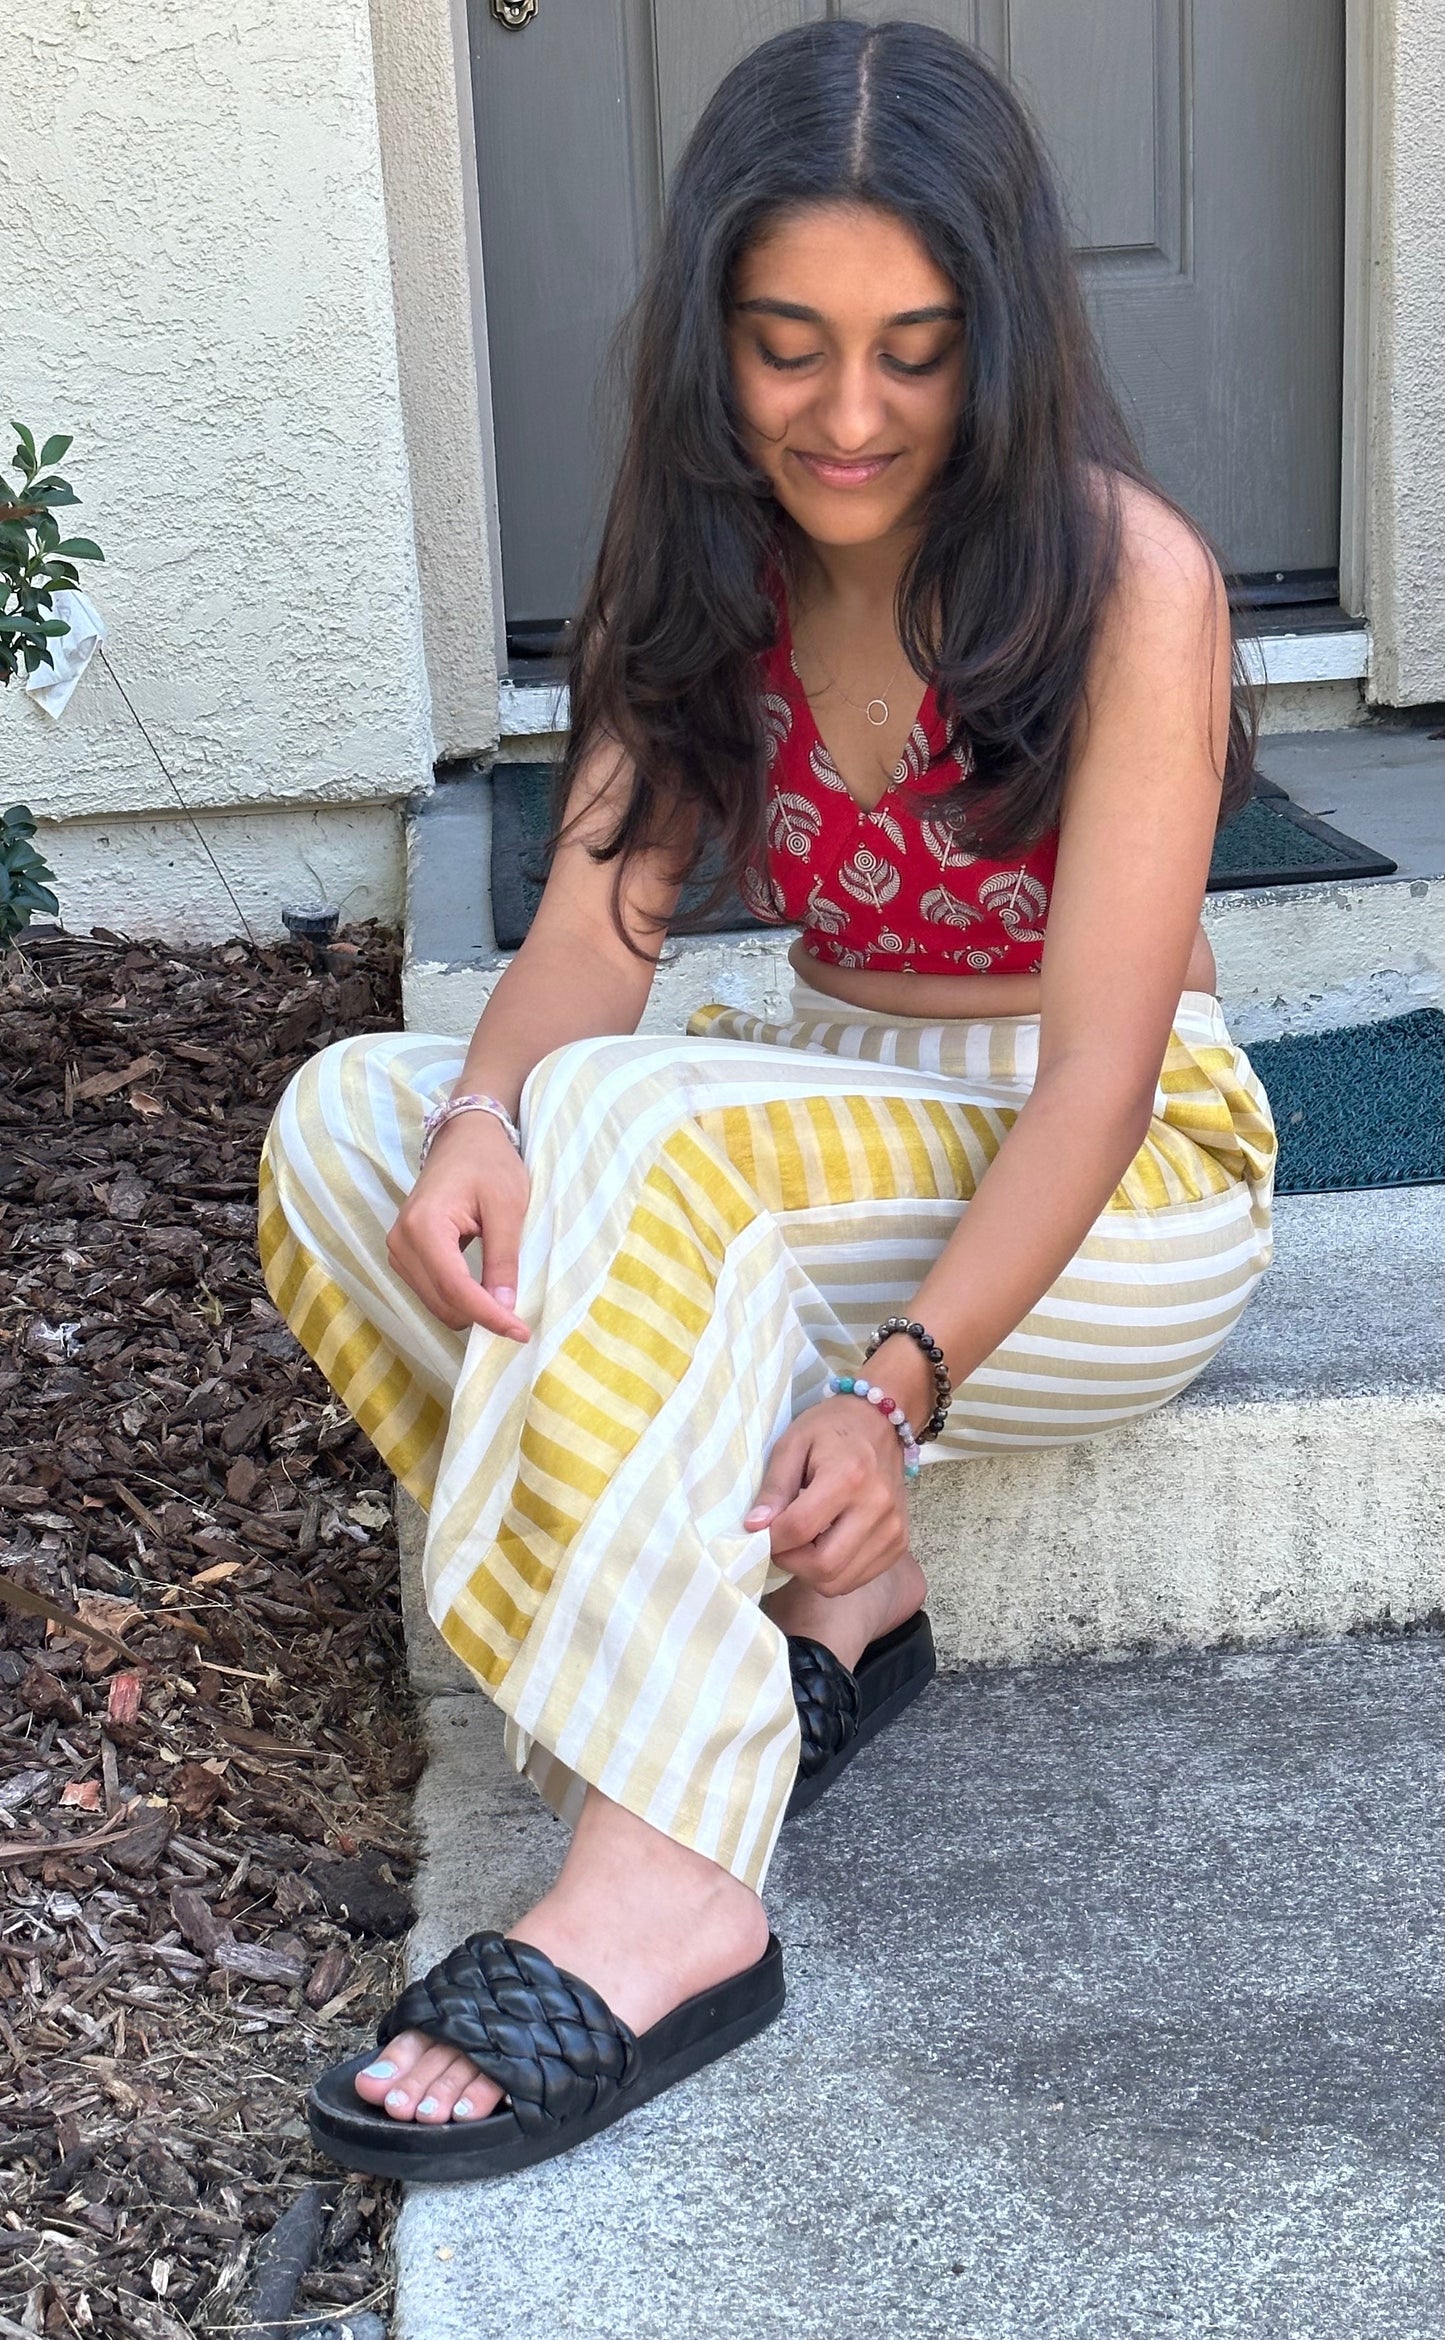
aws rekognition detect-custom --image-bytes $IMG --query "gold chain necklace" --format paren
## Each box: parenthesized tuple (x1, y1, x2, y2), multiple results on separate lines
(790, 630, 912, 729)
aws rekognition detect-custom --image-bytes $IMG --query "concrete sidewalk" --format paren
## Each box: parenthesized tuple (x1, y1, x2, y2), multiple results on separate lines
(396, 1635, 1443, 2340)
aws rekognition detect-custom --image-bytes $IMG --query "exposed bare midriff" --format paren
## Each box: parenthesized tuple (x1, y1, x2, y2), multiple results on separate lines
(788, 920, 1217, 1020)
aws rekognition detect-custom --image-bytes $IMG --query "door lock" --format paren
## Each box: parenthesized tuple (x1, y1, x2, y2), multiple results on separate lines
(491, 0, 537, 25)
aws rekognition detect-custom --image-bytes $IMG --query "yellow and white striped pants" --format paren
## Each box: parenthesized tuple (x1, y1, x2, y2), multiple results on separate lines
(259, 984, 1274, 1892)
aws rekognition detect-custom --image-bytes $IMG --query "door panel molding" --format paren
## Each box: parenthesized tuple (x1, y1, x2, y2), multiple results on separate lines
(657, 2, 826, 186)
(1009, 0, 1190, 277)
(840, 3, 1190, 274)
(838, 3, 998, 37)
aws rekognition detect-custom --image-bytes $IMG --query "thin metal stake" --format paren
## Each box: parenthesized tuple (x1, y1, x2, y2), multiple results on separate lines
(94, 646, 259, 947)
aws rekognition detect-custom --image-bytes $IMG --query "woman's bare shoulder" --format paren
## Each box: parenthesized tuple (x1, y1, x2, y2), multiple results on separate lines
(1100, 473, 1224, 630)
(1072, 474, 1232, 774)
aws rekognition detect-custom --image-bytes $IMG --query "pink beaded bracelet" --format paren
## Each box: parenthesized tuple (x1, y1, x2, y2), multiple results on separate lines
(826, 1372, 922, 1482)
(419, 1090, 522, 1169)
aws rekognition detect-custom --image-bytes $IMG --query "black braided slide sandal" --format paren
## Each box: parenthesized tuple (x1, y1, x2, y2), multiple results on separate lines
(307, 1930, 785, 2183)
(785, 1609, 936, 1819)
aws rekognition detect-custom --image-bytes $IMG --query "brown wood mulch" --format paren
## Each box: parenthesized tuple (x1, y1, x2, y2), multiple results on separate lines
(0, 924, 420, 2340)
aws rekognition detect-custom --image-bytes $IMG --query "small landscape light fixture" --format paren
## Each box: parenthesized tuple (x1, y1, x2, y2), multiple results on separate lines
(282, 899, 341, 972)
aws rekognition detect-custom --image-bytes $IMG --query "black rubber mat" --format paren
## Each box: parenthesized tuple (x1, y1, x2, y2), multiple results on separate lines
(489, 768, 1398, 950)
(490, 765, 749, 949)
(1208, 779, 1397, 890)
(488, 765, 553, 951)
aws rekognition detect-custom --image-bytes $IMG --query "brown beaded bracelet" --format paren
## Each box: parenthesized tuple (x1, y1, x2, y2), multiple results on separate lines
(863, 1316, 953, 1442)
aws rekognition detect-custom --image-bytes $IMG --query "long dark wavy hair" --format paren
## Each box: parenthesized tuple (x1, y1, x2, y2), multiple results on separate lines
(557, 16, 1256, 938)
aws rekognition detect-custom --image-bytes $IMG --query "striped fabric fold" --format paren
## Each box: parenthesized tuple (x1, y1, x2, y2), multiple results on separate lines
(259, 985, 1274, 1890)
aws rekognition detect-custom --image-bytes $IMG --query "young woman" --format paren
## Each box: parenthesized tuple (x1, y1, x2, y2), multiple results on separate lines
(261, 19, 1275, 2181)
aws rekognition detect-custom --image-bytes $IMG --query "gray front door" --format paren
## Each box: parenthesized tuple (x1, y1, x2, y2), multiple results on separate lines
(467, 0, 1344, 644)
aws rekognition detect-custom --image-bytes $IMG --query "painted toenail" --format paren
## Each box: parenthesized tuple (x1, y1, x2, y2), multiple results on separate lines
(417, 2097, 440, 2118)
(454, 2098, 474, 2119)
(385, 2088, 408, 2108)
(364, 2060, 396, 2080)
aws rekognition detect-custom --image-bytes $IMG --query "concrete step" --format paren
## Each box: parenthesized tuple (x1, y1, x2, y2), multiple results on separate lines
(397, 1183, 1444, 1697)
(402, 723, 1443, 1042)
(395, 1633, 1443, 2340)
(387, 720, 1441, 2335)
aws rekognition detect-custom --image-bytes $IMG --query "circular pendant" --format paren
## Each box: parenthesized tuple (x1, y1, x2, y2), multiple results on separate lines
(865, 698, 889, 727)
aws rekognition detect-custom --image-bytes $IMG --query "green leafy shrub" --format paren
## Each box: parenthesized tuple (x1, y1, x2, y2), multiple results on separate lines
(0, 421, 104, 687)
(0, 804, 59, 950)
(0, 423, 105, 944)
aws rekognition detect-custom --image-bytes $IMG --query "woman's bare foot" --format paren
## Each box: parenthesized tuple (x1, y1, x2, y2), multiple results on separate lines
(351, 1562, 921, 2129)
(352, 1788, 769, 2127)
(763, 1549, 927, 1673)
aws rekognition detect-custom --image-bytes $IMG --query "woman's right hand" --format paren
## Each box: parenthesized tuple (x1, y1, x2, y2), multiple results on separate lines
(387, 1112, 532, 1340)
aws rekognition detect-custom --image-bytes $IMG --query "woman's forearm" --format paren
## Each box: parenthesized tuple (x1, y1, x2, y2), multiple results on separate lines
(455, 929, 657, 1118)
(872, 1062, 1156, 1426)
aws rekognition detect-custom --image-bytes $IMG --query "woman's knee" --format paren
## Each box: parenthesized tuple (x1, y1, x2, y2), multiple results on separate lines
(522, 1031, 665, 1131)
(266, 1030, 448, 1184)
(271, 1030, 384, 1142)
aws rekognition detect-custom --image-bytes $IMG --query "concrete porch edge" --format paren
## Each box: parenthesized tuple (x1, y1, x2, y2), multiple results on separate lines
(396, 1185, 1444, 1691)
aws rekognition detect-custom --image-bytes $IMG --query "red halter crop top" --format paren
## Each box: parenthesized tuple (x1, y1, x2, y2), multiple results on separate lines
(741, 594, 1058, 977)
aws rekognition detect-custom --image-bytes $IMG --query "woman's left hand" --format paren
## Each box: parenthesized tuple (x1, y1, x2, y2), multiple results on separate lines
(743, 1397, 911, 1596)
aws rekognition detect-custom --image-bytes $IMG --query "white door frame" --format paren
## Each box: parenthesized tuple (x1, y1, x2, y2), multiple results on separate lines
(449, 0, 510, 689)
(1338, 0, 1376, 622)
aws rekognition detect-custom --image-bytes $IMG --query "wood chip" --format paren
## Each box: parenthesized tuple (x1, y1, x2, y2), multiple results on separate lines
(0, 1768, 48, 1814)
(0, 1484, 47, 1511)
(168, 1762, 228, 1822)
(312, 1972, 373, 2024)
(68, 1052, 161, 1103)
(216, 1721, 326, 1763)
(104, 1801, 175, 1876)
(77, 1590, 145, 1640)
(304, 1942, 351, 2009)
(1, 1575, 143, 1661)
(106, 1167, 150, 1220)
(112, 1481, 167, 1540)
(170, 1883, 223, 1957)
(192, 1559, 245, 1587)
(212, 1935, 306, 1986)
(219, 1395, 273, 1457)
(224, 1456, 263, 1503)
(107, 1669, 146, 1725)
(1, 924, 407, 2323)
(101, 1735, 124, 1814)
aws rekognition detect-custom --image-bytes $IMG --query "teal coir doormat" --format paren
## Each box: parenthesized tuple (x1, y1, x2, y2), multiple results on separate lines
(1249, 1010, 1444, 1194)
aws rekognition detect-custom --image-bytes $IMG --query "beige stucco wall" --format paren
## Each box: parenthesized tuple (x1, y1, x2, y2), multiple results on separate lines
(4, 1, 1438, 949)
(368, 0, 501, 759)
(36, 801, 405, 947)
(2, 0, 434, 840)
(1365, 0, 1445, 705)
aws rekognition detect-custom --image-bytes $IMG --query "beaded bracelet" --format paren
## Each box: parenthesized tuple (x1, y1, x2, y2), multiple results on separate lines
(419, 1091, 523, 1169)
(863, 1316, 953, 1442)
(826, 1372, 922, 1483)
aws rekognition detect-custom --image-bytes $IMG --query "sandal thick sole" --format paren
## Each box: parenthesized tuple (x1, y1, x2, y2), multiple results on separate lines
(306, 1935, 785, 2184)
(785, 1609, 936, 1819)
